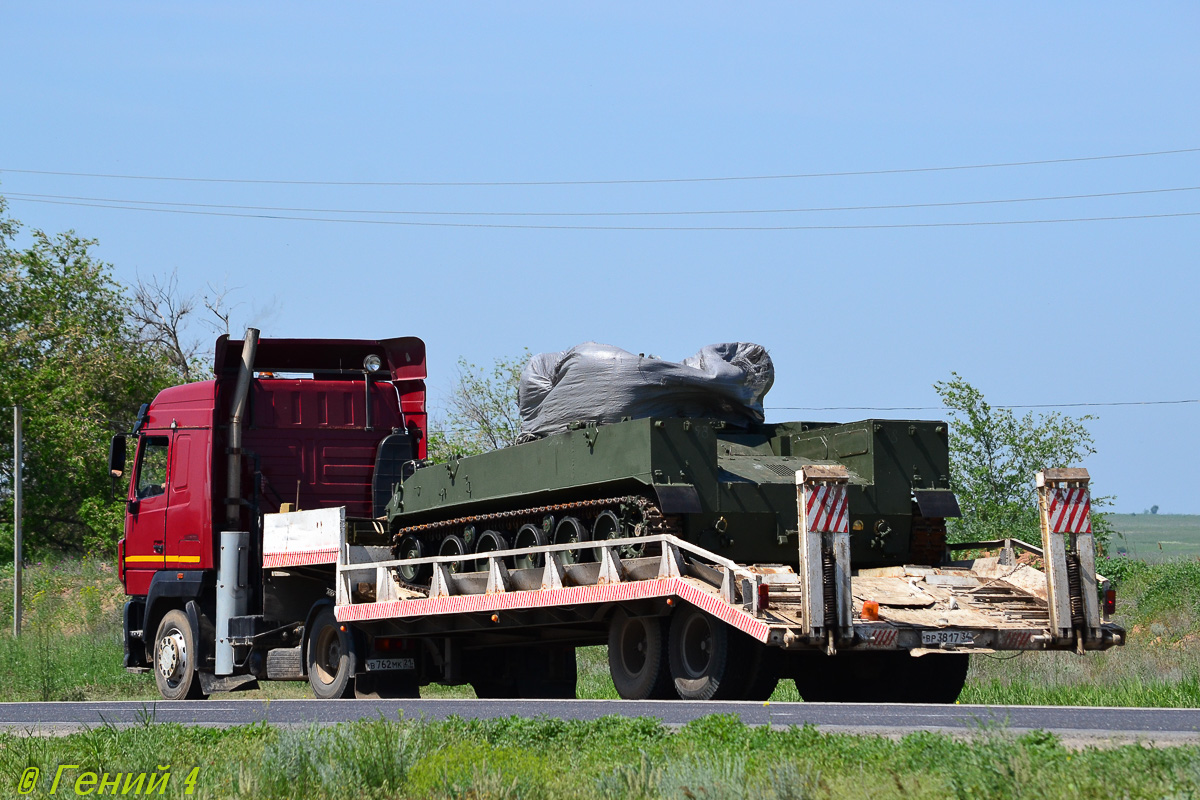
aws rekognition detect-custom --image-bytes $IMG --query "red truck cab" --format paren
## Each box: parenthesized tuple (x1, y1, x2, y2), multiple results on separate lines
(114, 335, 426, 697)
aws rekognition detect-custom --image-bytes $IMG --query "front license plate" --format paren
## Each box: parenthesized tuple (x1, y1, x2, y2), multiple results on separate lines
(365, 657, 415, 672)
(921, 630, 975, 646)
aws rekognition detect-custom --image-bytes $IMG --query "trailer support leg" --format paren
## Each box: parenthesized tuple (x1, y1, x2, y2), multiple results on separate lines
(797, 466, 853, 650)
(1037, 468, 1101, 646)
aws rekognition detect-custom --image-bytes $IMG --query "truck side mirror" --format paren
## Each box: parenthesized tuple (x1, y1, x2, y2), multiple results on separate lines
(109, 435, 127, 502)
(109, 434, 127, 478)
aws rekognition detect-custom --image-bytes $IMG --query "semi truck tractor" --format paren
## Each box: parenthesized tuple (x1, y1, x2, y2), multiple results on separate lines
(114, 331, 1124, 701)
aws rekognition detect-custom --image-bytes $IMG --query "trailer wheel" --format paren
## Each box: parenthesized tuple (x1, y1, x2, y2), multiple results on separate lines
(307, 608, 355, 699)
(608, 611, 674, 699)
(667, 605, 749, 700)
(153, 609, 207, 700)
(905, 654, 969, 703)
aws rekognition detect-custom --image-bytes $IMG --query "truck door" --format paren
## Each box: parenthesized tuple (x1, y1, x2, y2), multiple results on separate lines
(164, 431, 204, 568)
(124, 435, 171, 588)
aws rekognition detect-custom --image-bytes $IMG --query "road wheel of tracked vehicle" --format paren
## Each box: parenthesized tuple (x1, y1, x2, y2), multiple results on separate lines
(667, 604, 750, 700)
(307, 607, 356, 699)
(514, 524, 547, 570)
(554, 516, 591, 564)
(439, 534, 468, 573)
(473, 529, 510, 572)
(592, 509, 639, 559)
(153, 609, 207, 700)
(395, 534, 430, 584)
(608, 610, 675, 699)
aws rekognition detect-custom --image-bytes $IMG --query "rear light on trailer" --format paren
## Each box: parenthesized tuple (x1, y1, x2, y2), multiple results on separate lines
(757, 583, 770, 611)
(860, 600, 881, 621)
(1103, 588, 1116, 616)
(373, 637, 411, 652)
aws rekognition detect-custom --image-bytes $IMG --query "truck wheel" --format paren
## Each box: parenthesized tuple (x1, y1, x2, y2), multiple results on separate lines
(667, 605, 749, 700)
(307, 608, 355, 699)
(153, 609, 207, 701)
(608, 611, 674, 699)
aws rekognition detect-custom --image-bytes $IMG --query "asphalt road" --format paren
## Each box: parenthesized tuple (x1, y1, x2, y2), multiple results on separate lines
(1, 700, 1198, 741)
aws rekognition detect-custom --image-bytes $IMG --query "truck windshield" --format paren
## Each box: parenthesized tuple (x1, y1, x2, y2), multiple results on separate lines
(136, 437, 170, 499)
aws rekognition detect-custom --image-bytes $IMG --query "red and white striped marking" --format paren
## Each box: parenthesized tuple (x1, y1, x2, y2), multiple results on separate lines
(1046, 487, 1092, 534)
(804, 484, 849, 534)
(263, 548, 339, 568)
(857, 625, 898, 649)
(335, 576, 772, 642)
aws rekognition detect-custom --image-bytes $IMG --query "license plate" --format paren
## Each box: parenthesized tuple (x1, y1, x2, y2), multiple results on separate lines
(365, 657, 415, 672)
(921, 630, 975, 646)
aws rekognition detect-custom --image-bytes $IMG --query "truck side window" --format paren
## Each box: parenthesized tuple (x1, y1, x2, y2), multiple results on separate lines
(136, 437, 170, 499)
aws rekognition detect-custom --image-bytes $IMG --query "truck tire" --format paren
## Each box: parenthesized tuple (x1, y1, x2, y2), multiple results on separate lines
(791, 652, 970, 704)
(307, 607, 356, 699)
(739, 643, 781, 701)
(152, 609, 207, 701)
(667, 605, 749, 700)
(608, 611, 674, 699)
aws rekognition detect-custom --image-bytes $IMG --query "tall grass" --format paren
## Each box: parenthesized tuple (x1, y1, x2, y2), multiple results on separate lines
(2, 714, 1198, 799)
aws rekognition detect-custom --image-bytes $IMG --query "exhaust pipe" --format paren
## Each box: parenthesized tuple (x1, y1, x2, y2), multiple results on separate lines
(216, 328, 259, 675)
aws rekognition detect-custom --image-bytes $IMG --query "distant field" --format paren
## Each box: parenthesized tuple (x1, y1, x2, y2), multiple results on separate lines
(1108, 514, 1200, 562)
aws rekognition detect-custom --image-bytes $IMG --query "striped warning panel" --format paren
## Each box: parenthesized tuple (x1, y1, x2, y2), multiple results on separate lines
(335, 576, 771, 642)
(856, 625, 899, 649)
(804, 484, 849, 534)
(1047, 487, 1092, 534)
(263, 548, 339, 568)
(998, 630, 1036, 650)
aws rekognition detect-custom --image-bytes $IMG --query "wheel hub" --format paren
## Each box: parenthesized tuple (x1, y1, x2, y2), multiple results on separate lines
(157, 631, 187, 682)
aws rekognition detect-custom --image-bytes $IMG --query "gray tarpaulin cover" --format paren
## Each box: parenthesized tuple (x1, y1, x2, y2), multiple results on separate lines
(517, 342, 774, 441)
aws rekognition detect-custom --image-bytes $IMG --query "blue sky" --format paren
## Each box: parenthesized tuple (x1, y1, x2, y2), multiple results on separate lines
(2, 4, 1197, 513)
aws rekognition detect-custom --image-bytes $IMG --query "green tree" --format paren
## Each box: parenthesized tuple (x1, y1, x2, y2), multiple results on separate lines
(427, 350, 529, 463)
(0, 198, 181, 554)
(934, 372, 1112, 550)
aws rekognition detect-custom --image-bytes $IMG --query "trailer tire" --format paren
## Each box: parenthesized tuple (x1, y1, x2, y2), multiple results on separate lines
(152, 609, 207, 700)
(608, 611, 674, 699)
(307, 608, 356, 699)
(667, 605, 749, 700)
(739, 643, 781, 701)
(906, 654, 969, 703)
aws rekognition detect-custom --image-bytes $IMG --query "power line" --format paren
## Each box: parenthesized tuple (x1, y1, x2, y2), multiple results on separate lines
(9, 196, 1200, 230)
(1, 146, 1198, 187)
(5, 184, 1199, 218)
(767, 399, 1200, 411)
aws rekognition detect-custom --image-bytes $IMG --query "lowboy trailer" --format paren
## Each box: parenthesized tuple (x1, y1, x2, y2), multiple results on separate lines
(115, 331, 1123, 702)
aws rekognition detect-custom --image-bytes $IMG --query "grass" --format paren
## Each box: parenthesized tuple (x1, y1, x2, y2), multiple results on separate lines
(0, 554, 1198, 707)
(1109, 513, 1200, 562)
(3, 714, 1200, 799)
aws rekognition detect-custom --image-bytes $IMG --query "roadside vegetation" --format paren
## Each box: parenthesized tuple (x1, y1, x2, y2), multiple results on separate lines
(4, 713, 1200, 799)
(0, 553, 1197, 706)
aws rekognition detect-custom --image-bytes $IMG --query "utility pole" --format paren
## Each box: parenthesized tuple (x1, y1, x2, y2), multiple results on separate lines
(13, 406, 21, 637)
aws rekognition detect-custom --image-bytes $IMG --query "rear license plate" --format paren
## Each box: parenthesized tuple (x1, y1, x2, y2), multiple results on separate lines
(921, 630, 975, 646)
(365, 657, 415, 672)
